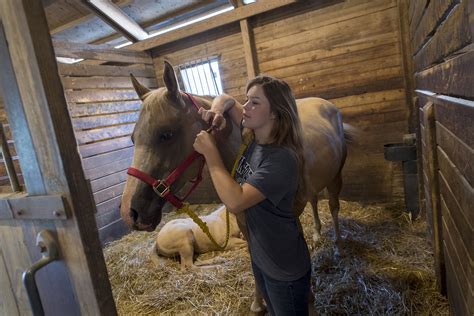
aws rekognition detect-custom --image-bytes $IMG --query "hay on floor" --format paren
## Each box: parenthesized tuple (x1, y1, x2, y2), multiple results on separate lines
(103, 201, 449, 315)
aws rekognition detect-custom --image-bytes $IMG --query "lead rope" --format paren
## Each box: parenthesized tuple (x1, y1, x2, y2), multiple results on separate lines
(175, 130, 254, 250)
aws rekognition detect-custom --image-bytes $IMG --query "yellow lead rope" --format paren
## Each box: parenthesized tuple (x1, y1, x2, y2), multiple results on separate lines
(176, 131, 254, 250)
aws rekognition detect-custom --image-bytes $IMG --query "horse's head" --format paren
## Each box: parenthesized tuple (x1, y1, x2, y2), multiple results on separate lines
(120, 61, 238, 231)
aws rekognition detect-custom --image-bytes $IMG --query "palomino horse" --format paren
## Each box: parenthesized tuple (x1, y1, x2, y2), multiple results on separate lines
(120, 61, 351, 312)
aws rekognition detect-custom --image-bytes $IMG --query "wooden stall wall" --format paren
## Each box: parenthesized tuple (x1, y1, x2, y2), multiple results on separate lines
(0, 94, 22, 190)
(54, 42, 157, 244)
(405, 0, 473, 314)
(152, 0, 409, 203)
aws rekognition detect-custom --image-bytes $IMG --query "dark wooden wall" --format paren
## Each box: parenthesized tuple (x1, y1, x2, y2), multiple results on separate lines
(405, 0, 473, 314)
(57, 46, 157, 244)
(152, 0, 410, 203)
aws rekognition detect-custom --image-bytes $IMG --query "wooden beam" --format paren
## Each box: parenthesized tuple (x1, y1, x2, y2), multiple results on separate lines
(240, 19, 258, 78)
(128, 0, 299, 51)
(53, 40, 152, 64)
(90, 1, 227, 45)
(82, 0, 148, 42)
(49, 0, 131, 35)
(228, 0, 239, 8)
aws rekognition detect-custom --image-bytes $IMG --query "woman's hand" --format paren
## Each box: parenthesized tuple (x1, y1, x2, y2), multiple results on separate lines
(198, 108, 226, 131)
(193, 130, 218, 157)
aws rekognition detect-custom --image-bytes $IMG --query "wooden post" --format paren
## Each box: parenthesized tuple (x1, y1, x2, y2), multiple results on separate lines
(0, 0, 116, 314)
(240, 19, 258, 79)
(420, 99, 446, 294)
(397, 0, 417, 133)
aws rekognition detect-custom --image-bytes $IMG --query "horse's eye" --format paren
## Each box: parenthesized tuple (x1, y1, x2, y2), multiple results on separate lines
(159, 131, 173, 142)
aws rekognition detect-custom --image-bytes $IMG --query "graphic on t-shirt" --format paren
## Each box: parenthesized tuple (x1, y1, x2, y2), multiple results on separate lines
(235, 155, 254, 184)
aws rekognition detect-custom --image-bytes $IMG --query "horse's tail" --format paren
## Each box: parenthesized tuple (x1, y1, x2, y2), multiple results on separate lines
(343, 123, 358, 145)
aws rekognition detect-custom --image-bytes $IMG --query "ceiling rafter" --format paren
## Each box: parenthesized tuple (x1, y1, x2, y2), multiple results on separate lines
(82, 0, 148, 42)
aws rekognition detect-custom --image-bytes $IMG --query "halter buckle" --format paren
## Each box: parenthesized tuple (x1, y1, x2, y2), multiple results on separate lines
(153, 181, 170, 197)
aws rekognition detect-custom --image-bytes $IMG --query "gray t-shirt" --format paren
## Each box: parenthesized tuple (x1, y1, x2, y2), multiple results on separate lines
(234, 140, 311, 281)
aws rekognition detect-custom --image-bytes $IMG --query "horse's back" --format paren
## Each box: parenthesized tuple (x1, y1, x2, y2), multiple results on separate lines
(296, 97, 346, 193)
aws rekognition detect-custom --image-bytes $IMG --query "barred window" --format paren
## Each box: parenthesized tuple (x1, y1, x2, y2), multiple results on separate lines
(176, 57, 223, 96)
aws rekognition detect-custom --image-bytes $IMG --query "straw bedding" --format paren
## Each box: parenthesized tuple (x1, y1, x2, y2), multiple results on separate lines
(104, 200, 449, 315)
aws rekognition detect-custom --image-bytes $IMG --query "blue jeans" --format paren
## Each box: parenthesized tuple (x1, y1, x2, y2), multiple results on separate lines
(251, 260, 311, 316)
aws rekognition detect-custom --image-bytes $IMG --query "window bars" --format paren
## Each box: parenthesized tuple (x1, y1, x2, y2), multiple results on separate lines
(176, 57, 223, 96)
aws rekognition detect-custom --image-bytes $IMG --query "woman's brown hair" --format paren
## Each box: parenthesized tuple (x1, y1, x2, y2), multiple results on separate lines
(246, 75, 307, 202)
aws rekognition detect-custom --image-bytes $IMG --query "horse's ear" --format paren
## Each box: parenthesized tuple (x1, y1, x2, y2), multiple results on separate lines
(130, 74, 151, 101)
(163, 61, 180, 98)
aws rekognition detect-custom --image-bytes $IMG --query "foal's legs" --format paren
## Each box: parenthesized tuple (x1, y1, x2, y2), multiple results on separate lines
(327, 171, 343, 256)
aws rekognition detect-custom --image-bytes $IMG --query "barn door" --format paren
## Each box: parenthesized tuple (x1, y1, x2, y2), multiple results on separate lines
(0, 1, 116, 315)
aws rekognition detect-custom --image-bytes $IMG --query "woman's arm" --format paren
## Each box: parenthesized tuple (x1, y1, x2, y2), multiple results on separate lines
(193, 130, 264, 214)
(205, 146, 265, 214)
(200, 94, 244, 129)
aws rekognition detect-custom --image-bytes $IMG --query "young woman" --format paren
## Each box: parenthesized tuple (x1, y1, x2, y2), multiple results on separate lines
(193, 75, 311, 315)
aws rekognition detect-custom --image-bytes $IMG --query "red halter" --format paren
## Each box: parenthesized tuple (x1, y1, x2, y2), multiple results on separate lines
(127, 92, 209, 209)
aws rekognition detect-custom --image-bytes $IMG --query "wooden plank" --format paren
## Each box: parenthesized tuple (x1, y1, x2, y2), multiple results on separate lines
(75, 123, 135, 144)
(437, 147, 474, 225)
(438, 173, 473, 261)
(240, 19, 258, 79)
(409, 0, 428, 36)
(96, 195, 122, 215)
(93, 181, 126, 205)
(443, 236, 471, 316)
(260, 41, 400, 78)
(412, 0, 456, 54)
(258, 32, 398, 73)
(72, 111, 139, 130)
(68, 100, 141, 117)
(61, 76, 157, 90)
(329, 89, 405, 108)
(53, 40, 152, 64)
(154, 30, 243, 61)
(65, 89, 138, 103)
(95, 206, 122, 229)
(442, 210, 473, 308)
(79, 136, 133, 158)
(0, 21, 45, 194)
(436, 122, 473, 186)
(433, 95, 474, 148)
(421, 102, 445, 292)
(0, 224, 37, 315)
(416, 49, 474, 99)
(98, 218, 129, 245)
(58, 63, 155, 77)
(0, 194, 68, 220)
(0, 247, 19, 316)
(128, 0, 299, 51)
(253, 0, 397, 45)
(292, 67, 404, 100)
(90, 170, 128, 193)
(414, 0, 471, 72)
(84, 157, 132, 180)
(255, 7, 399, 59)
(82, 147, 134, 170)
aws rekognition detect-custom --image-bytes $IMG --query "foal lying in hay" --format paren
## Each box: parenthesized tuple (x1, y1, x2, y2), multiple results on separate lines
(152, 205, 246, 270)
(104, 200, 449, 315)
